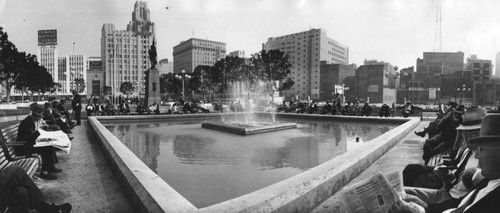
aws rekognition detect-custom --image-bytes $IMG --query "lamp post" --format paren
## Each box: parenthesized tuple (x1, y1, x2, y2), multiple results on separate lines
(175, 70, 191, 101)
(456, 83, 471, 105)
(342, 83, 349, 103)
(393, 66, 399, 104)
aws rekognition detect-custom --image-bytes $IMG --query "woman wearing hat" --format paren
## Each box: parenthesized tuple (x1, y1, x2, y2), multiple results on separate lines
(16, 104, 61, 180)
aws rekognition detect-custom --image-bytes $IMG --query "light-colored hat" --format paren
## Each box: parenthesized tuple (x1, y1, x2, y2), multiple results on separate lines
(468, 114, 500, 145)
(456, 108, 487, 131)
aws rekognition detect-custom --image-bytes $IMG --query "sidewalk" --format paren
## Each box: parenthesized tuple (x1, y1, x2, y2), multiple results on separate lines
(311, 120, 429, 212)
(33, 120, 133, 213)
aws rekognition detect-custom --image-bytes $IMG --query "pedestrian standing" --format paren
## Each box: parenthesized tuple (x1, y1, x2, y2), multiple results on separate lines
(71, 90, 82, 125)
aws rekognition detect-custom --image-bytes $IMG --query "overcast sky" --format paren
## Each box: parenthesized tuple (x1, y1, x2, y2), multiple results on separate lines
(1, 0, 500, 71)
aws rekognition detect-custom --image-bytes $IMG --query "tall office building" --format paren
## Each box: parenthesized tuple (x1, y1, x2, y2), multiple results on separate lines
(413, 52, 464, 103)
(38, 46, 58, 82)
(37, 30, 59, 86)
(57, 57, 67, 94)
(57, 54, 87, 95)
(466, 55, 493, 105)
(263, 28, 349, 100)
(173, 38, 226, 73)
(101, 1, 155, 96)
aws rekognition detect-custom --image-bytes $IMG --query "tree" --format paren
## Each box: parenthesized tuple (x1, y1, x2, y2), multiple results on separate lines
(160, 73, 182, 99)
(189, 65, 212, 94)
(120, 81, 135, 97)
(73, 78, 86, 93)
(14, 53, 50, 101)
(210, 56, 247, 95)
(0, 28, 24, 103)
(24, 66, 55, 101)
(250, 49, 293, 94)
(103, 86, 112, 96)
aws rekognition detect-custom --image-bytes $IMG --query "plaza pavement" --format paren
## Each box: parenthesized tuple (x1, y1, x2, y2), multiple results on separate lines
(2, 114, 428, 213)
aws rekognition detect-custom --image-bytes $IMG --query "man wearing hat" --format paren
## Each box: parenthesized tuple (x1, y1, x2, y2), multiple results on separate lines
(422, 105, 464, 164)
(391, 114, 500, 212)
(415, 102, 458, 138)
(445, 114, 500, 212)
(71, 90, 82, 125)
(16, 104, 61, 180)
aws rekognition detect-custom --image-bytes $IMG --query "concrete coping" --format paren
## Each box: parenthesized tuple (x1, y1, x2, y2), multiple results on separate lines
(88, 113, 420, 213)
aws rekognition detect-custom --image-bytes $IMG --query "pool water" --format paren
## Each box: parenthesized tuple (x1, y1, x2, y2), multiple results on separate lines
(105, 117, 395, 207)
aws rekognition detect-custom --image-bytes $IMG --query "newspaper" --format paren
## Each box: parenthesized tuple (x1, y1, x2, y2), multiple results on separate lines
(34, 129, 71, 154)
(342, 170, 404, 213)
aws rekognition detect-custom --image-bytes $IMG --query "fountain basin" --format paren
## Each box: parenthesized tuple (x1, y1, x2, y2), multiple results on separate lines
(88, 113, 419, 213)
(201, 121, 297, 135)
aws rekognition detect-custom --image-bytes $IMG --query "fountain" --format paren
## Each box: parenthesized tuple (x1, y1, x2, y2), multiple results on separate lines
(87, 69, 421, 212)
(202, 80, 297, 135)
(201, 120, 297, 135)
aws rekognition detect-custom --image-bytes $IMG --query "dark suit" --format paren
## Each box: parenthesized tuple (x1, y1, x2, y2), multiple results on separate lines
(16, 115, 57, 172)
(0, 166, 44, 212)
(71, 93, 82, 124)
(456, 181, 500, 213)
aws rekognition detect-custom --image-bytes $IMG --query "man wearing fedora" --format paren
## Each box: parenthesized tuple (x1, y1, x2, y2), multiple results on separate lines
(415, 102, 458, 138)
(16, 104, 61, 180)
(391, 114, 500, 213)
(422, 105, 464, 165)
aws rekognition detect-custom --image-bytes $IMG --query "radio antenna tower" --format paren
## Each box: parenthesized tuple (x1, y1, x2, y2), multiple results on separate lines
(433, 0, 442, 52)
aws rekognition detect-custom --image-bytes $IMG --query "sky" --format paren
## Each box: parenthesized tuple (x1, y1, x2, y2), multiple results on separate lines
(1, 0, 500, 71)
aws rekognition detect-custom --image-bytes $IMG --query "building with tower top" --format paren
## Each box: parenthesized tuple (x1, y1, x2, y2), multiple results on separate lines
(101, 1, 155, 97)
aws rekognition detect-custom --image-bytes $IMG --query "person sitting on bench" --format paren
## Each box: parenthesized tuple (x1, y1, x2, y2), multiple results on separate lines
(0, 165, 71, 213)
(16, 104, 62, 180)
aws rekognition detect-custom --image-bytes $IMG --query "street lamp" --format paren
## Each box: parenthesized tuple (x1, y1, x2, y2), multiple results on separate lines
(456, 83, 471, 105)
(175, 70, 191, 100)
(342, 83, 349, 103)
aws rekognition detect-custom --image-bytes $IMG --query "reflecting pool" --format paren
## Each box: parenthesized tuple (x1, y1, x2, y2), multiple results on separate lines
(105, 116, 396, 207)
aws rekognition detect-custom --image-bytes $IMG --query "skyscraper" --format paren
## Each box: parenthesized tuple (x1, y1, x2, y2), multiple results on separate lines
(173, 38, 226, 73)
(263, 28, 349, 100)
(101, 1, 155, 96)
(37, 29, 58, 88)
(57, 54, 87, 95)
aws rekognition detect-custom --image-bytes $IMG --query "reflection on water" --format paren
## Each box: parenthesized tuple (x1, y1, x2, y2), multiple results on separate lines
(105, 117, 396, 208)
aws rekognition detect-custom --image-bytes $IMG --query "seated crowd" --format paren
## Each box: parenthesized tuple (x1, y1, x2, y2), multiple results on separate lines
(1, 102, 74, 212)
(382, 103, 500, 212)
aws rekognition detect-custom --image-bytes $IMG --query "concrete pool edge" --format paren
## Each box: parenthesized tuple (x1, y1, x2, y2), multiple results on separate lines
(88, 114, 420, 213)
